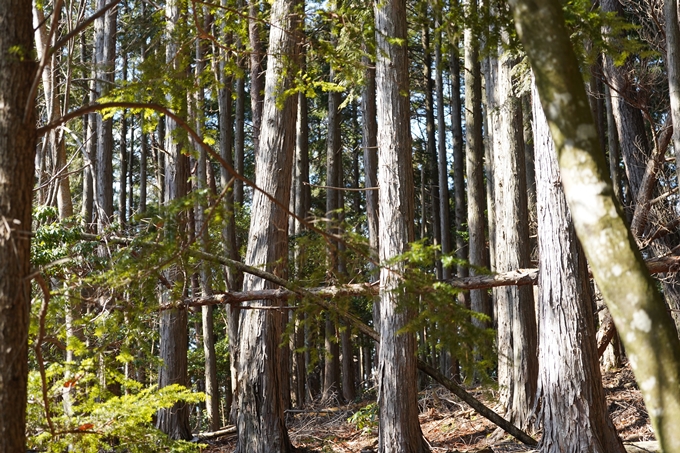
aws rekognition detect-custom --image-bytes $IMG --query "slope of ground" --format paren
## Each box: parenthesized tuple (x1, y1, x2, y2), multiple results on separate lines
(202, 362, 652, 452)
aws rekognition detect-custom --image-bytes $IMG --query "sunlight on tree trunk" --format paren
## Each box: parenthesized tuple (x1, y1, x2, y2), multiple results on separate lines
(234, 0, 300, 448)
(510, 0, 680, 450)
(374, 0, 427, 450)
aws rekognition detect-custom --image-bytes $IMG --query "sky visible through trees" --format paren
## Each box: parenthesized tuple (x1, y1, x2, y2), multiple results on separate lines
(3, 0, 680, 451)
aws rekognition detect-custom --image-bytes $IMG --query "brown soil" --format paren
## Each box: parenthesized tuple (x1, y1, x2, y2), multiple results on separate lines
(202, 363, 652, 452)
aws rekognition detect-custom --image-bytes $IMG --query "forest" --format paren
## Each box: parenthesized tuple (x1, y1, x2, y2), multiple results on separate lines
(3, 0, 680, 451)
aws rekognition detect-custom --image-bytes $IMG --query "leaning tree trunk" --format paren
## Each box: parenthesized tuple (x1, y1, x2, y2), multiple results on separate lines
(374, 0, 427, 450)
(510, 0, 680, 450)
(234, 0, 300, 448)
(532, 80, 624, 453)
(0, 2, 36, 451)
(602, 0, 680, 336)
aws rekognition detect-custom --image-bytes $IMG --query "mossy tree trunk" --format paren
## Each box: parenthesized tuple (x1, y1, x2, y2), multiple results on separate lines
(509, 0, 680, 450)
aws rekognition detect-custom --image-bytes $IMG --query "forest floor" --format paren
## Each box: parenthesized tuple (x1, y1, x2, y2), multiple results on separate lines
(201, 363, 654, 452)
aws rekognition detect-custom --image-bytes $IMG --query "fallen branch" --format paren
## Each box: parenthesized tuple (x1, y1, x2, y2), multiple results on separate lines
(78, 235, 537, 444)
(163, 255, 680, 309)
(197, 426, 236, 439)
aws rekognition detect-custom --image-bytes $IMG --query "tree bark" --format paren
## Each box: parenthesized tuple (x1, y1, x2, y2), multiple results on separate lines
(0, 2, 36, 450)
(374, 0, 427, 449)
(493, 41, 537, 430)
(422, 16, 442, 278)
(464, 0, 489, 324)
(324, 64, 342, 399)
(665, 0, 680, 185)
(435, 14, 451, 282)
(234, 0, 300, 447)
(156, 0, 191, 440)
(532, 79, 624, 453)
(94, 0, 117, 229)
(511, 0, 680, 449)
(248, 0, 264, 159)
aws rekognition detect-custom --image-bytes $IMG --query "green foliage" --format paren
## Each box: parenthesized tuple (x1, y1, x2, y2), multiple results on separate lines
(392, 241, 496, 383)
(347, 403, 378, 434)
(27, 371, 204, 453)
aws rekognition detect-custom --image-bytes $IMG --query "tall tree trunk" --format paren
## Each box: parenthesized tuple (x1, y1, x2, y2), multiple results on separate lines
(435, 13, 451, 282)
(362, 52, 380, 372)
(292, 60, 310, 406)
(464, 0, 489, 325)
(94, 0, 117, 230)
(531, 79, 625, 453)
(156, 0, 191, 440)
(666, 0, 680, 184)
(82, 30, 95, 230)
(374, 0, 427, 449)
(602, 83, 623, 370)
(234, 0, 300, 448)
(234, 0, 246, 206)
(493, 45, 537, 430)
(33, 4, 73, 220)
(450, 32, 468, 319)
(249, 0, 264, 158)
(119, 56, 128, 227)
(341, 322, 356, 402)
(215, 0, 241, 422)
(511, 0, 680, 448)
(0, 2, 36, 450)
(139, 112, 148, 214)
(195, 26, 220, 432)
(324, 63, 342, 399)
(422, 16, 442, 278)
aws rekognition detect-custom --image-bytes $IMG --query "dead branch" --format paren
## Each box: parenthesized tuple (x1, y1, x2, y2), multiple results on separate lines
(197, 425, 237, 439)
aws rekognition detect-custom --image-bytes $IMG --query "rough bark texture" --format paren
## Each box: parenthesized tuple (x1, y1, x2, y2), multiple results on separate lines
(94, 0, 117, 229)
(362, 53, 380, 356)
(602, 0, 680, 337)
(511, 0, 680, 450)
(248, 0, 264, 158)
(374, 0, 426, 449)
(341, 322, 356, 402)
(0, 2, 36, 451)
(464, 0, 489, 323)
(156, 0, 191, 439)
(422, 19, 442, 278)
(532, 81, 624, 453)
(493, 46, 537, 430)
(434, 17, 451, 282)
(234, 0, 300, 448)
(450, 37, 469, 317)
(324, 66, 342, 399)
